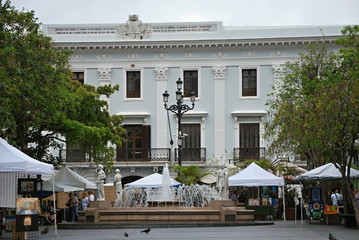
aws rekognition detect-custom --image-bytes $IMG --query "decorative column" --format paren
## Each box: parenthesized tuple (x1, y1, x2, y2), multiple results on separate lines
(155, 67, 169, 148)
(212, 66, 226, 158)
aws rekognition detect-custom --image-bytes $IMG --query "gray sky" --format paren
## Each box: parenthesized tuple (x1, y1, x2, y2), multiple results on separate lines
(10, 0, 359, 26)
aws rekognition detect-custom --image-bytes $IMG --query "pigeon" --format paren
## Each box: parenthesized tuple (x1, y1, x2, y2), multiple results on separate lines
(124, 232, 129, 237)
(329, 233, 337, 240)
(141, 227, 150, 234)
(41, 227, 49, 234)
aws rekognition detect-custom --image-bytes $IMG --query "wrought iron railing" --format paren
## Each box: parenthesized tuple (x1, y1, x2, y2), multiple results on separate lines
(60, 149, 88, 162)
(116, 148, 171, 162)
(175, 148, 206, 162)
(232, 147, 266, 163)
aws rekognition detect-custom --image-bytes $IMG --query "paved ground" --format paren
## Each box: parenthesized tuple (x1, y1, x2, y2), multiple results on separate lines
(30, 221, 357, 240)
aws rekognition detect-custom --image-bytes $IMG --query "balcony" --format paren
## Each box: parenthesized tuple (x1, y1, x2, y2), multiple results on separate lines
(60, 149, 88, 163)
(175, 148, 206, 162)
(232, 147, 266, 163)
(116, 148, 171, 162)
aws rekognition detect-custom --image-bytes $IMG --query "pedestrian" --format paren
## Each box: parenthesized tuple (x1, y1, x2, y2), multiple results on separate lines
(330, 189, 343, 206)
(88, 191, 95, 202)
(66, 192, 79, 222)
(42, 204, 55, 225)
(81, 192, 89, 211)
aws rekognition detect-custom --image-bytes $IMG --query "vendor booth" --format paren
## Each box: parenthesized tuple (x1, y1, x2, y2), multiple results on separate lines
(42, 166, 97, 192)
(0, 137, 54, 238)
(125, 173, 181, 188)
(296, 163, 359, 226)
(228, 163, 285, 220)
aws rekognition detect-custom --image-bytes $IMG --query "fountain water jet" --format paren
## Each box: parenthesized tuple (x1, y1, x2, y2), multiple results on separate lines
(114, 163, 214, 207)
(77, 165, 255, 226)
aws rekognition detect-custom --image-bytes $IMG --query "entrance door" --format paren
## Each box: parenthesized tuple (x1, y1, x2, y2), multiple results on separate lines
(117, 125, 151, 161)
(181, 124, 201, 161)
(239, 123, 260, 160)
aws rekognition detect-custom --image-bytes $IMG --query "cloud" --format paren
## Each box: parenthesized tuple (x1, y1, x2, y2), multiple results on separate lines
(9, 0, 359, 26)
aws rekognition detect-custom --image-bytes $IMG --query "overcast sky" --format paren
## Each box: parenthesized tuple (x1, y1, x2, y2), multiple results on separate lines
(10, 0, 359, 26)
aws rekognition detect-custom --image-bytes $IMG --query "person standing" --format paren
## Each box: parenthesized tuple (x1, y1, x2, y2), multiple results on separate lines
(81, 192, 89, 211)
(66, 193, 79, 222)
(88, 191, 95, 202)
(331, 189, 343, 206)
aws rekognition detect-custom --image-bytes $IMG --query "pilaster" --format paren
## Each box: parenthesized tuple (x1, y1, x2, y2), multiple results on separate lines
(98, 68, 112, 109)
(155, 67, 169, 148)
(213, 66, 226, 157)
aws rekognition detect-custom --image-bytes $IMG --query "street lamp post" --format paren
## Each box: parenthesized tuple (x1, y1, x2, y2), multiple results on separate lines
(162, 78, 195, 166)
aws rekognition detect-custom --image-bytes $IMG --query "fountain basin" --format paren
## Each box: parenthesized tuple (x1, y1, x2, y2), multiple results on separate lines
(146, 200, 186, 207)
(77, 200, 255, 225)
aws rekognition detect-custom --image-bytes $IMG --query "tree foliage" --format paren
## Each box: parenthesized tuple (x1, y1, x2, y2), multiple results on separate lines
(265, 25, 359, 226)
(0, 0, 125, 168)
(174, 165, 207, 185)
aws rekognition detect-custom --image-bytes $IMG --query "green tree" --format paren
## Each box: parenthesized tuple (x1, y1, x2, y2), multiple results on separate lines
(0, 0, 125, 169)
(174, 165, 207, 185)
(265, 26, 359, 227)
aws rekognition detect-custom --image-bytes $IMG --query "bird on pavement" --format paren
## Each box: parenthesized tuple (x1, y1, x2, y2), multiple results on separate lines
(141, 227, 150, 234)
(41, 227, 49, 234)
(329, 233, 337, 240)
(124, 232, 129, 237)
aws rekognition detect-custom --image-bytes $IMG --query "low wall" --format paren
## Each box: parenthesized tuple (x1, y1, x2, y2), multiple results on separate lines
(79, 200, 255, 224)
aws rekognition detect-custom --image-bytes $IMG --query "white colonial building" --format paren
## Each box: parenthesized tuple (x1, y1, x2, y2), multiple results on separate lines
(42, 15, 343, 184)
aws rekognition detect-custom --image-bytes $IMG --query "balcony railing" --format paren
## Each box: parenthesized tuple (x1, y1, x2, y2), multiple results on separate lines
(232, 147, 266, 163)
(116, 148, 171, 162)
(175, 148, 206, 162)
(60, 149, 88, 162)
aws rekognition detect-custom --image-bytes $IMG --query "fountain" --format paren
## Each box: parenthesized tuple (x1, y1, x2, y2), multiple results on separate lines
(114, 163, 214, 208)
(70, 164, 257, 228)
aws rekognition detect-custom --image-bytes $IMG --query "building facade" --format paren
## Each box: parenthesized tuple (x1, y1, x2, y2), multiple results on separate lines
(43, 16, 343, 183)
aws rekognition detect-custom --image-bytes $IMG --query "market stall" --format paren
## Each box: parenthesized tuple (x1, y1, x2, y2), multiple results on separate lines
(296, 163, 359, 226)
(42, 166, 97, 192)
(125, 173, 181, 188)
(0, 137, 55, 237)
(228, 162, 285, 220)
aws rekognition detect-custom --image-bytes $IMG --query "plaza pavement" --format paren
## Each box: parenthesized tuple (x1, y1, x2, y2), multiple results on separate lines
(34, 220, 357, 240)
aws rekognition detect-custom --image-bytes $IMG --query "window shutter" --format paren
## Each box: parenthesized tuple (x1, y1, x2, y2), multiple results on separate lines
(142, 125, 151, 148)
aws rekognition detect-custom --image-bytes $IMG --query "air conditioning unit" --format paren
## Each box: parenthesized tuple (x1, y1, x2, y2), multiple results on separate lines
(153, 167, 158, 172)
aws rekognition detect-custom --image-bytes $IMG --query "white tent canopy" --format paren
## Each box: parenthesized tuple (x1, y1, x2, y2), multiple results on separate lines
(296, 162, 359, 181)
(0, 137, 53, 174)
(126, 173, 181, 188)
(42, 166, 97, 192)
(0, 137, 54, 208)
(228, 162, 285, 186)
(228, 162, 287, 221)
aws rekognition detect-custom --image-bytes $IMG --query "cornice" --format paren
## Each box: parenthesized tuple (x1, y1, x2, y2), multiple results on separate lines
(52, 36, 339, 50)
